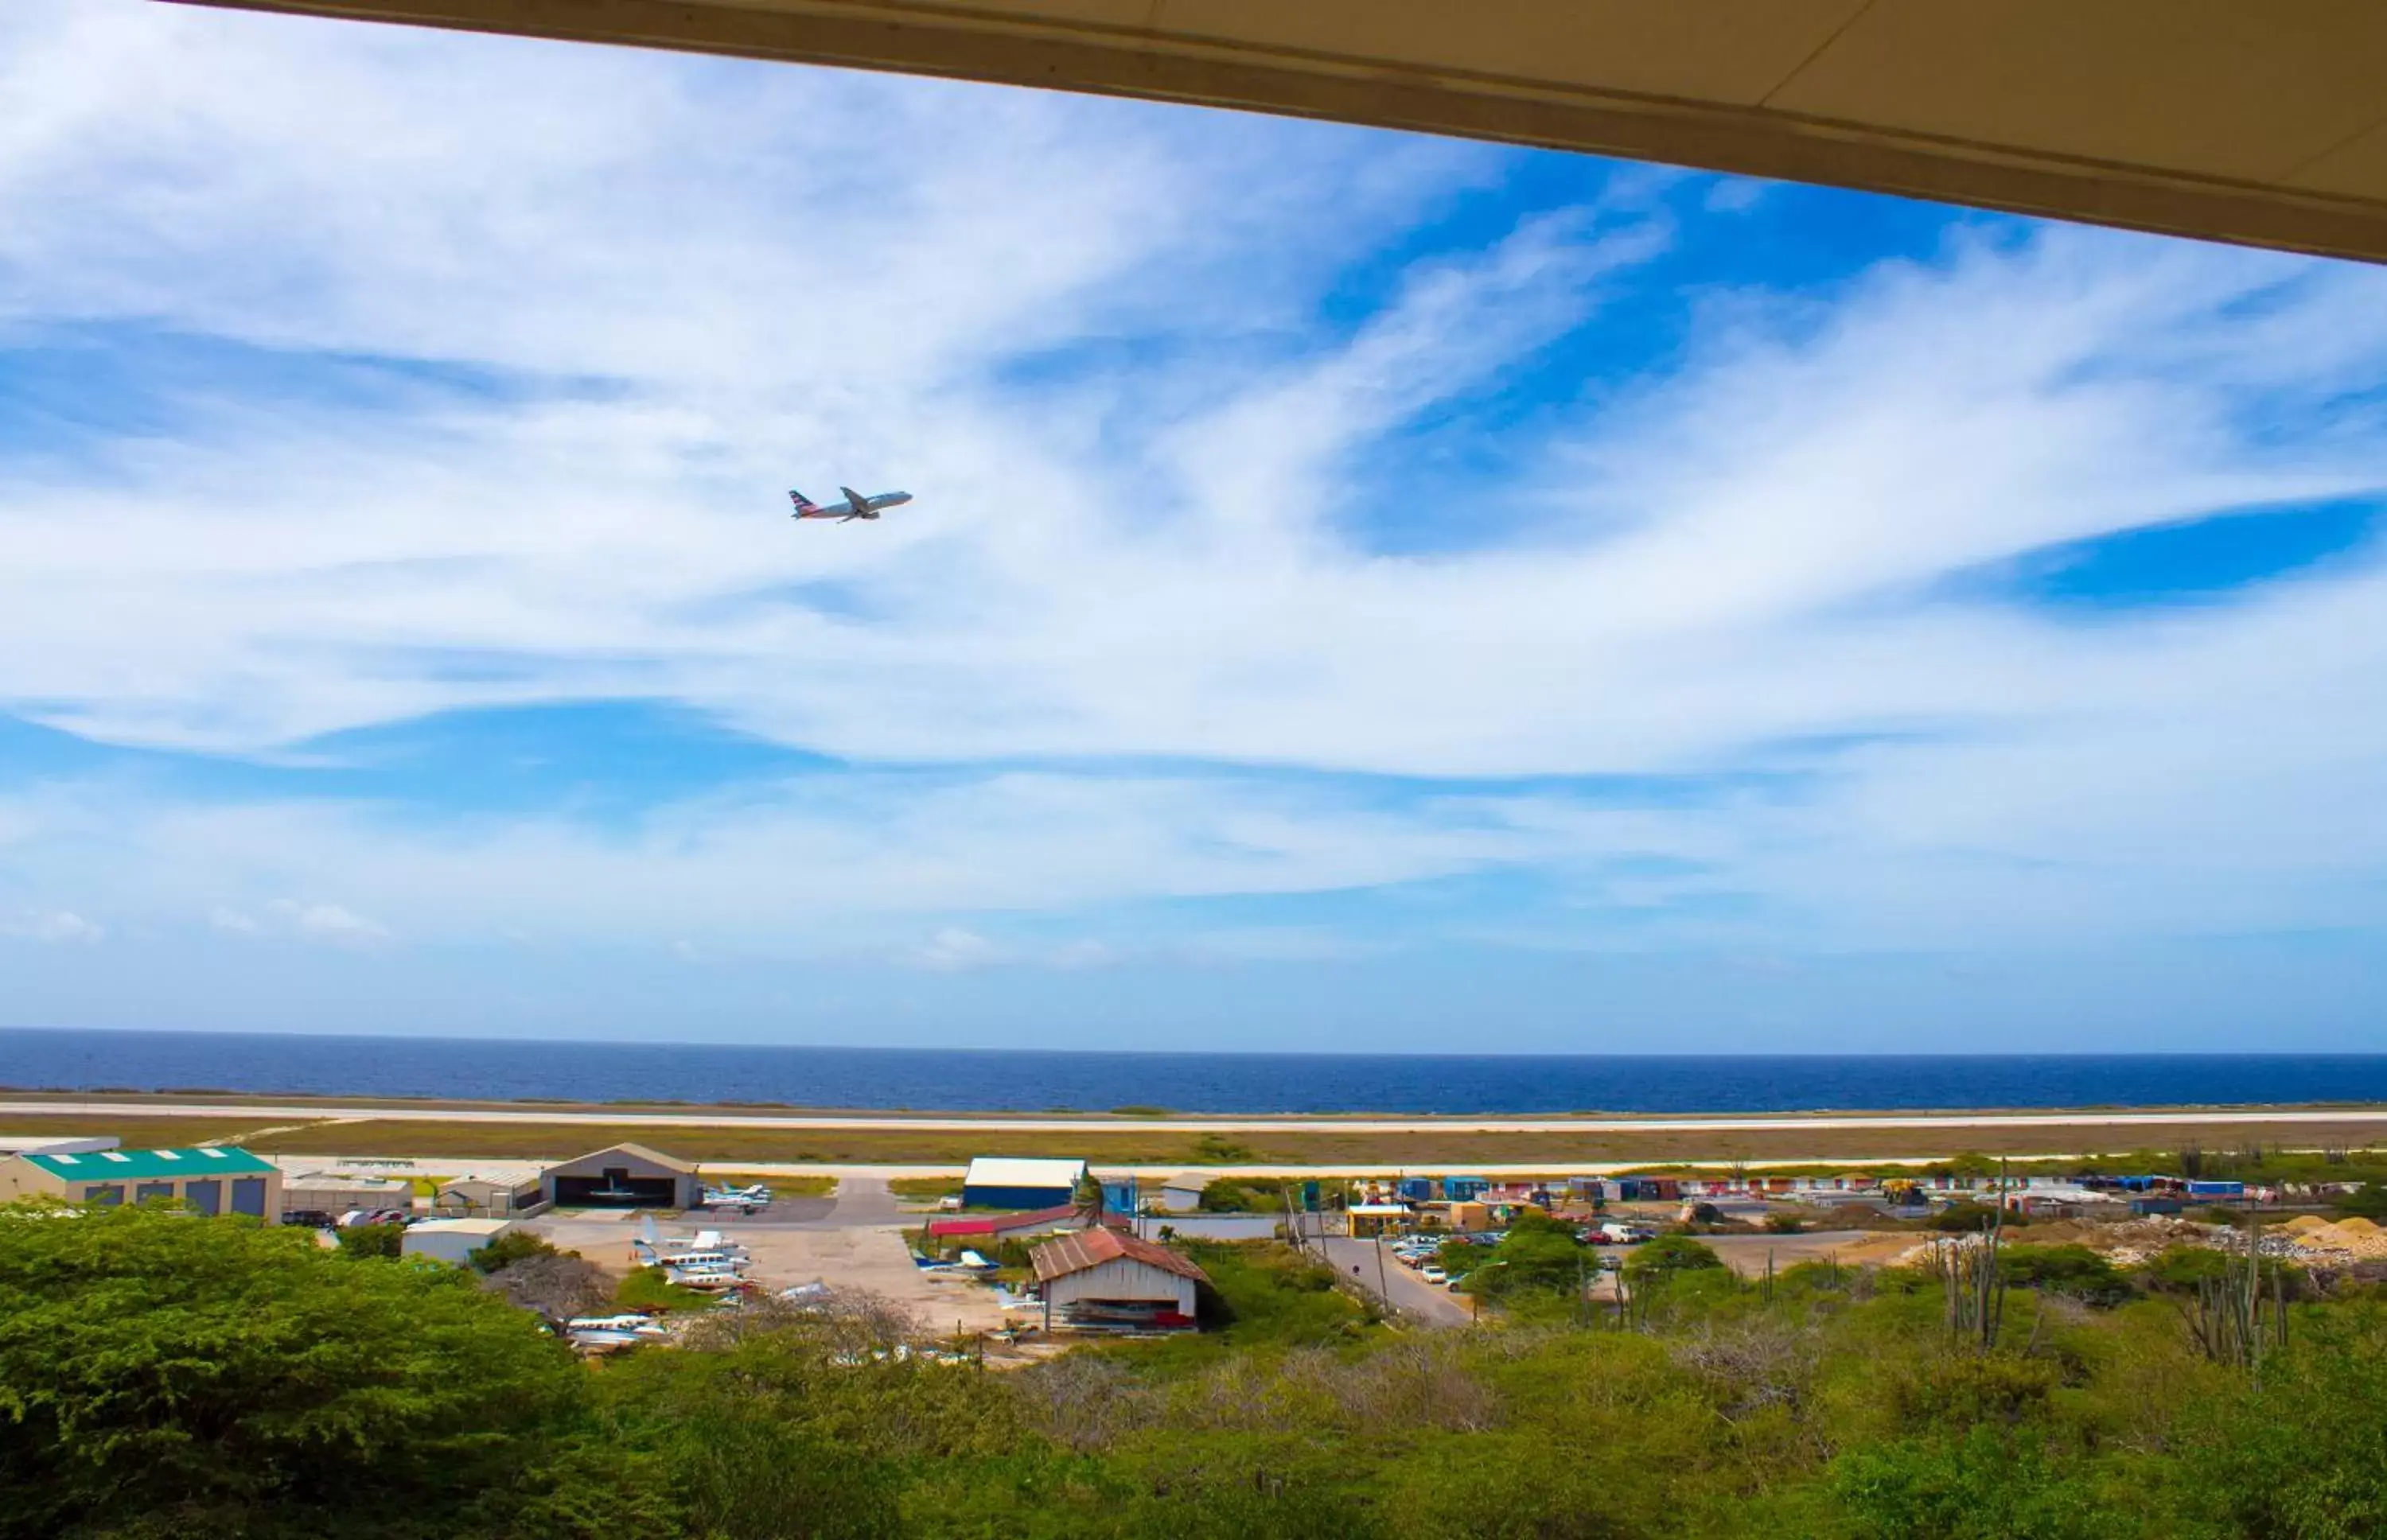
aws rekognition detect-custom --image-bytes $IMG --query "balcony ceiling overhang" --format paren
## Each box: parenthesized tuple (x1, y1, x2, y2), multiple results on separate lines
(175, 1, 2387, 264)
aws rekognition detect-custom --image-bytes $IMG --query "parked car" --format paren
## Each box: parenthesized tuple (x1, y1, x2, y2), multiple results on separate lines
(1419, 1265, 1448, 1285)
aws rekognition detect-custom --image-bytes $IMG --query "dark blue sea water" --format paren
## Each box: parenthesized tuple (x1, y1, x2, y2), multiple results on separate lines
(2, 1029, 2385, 1113)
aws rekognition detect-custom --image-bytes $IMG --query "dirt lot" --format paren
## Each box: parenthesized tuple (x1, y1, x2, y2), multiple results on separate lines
(525, 1209, 1017, 1336)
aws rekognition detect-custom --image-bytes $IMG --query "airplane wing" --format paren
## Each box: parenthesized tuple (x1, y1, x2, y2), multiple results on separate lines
(839, 486, 867, 508)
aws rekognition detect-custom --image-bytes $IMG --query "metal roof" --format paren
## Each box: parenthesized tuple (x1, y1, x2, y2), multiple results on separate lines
(546, 1142, 696, 1175)
(963, 1157, 1087, 1190)
(928, 1204, 1131, 1238)
(21, 1145, 275, 1182)
(1030, 1227, 1209, 1285)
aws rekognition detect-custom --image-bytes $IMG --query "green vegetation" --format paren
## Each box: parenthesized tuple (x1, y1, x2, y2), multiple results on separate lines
(1185, 1240, 1373, 1345)
(615, 1265, 715, 1312)
(1622, 1231, 1727, 1281)
(334, 1220, 406, 1260)
(10, 1202, 2387, 1539)
(1194, 1175, 1283, 1211)
(888, 1176, 964, 1201)
(1995, 1244, 2132, 1307)
(468, 1227, 563, 1274)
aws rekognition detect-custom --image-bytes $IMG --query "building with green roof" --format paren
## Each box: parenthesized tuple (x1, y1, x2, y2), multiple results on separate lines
(0, 1145, 281, 1221)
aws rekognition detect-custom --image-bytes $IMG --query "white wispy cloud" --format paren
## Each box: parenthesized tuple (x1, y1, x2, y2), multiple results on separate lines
(2, 910, 103, 944)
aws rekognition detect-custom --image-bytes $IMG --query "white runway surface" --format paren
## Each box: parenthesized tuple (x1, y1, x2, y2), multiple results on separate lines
(10, 1098, 2386, 1138)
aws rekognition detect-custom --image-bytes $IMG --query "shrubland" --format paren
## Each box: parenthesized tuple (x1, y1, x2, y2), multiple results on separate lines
(5, 1203, 2387, 1539)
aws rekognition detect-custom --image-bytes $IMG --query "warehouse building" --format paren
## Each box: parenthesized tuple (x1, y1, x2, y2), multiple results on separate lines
(1030, 1227, 1208, 1332)
(434, 1175, 547, 1218)
(1151, 1175, 1209, 1213)
(0, 1145, 280, 1220)
(281, 1169, 416, 1223)
(402, 1217, 515, 1266)
(961, 1156, 1087, 1211)
(541, 1143, 703, 1210)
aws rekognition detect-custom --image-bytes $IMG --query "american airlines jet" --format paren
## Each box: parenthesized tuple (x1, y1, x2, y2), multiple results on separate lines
(789, 485, 913, 522)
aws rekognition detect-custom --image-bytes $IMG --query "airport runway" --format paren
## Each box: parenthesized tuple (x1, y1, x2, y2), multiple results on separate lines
(10, 1098, 2386, 1137)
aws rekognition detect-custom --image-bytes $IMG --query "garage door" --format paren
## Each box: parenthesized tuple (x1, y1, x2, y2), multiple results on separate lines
(552, 1169, 679, 1208)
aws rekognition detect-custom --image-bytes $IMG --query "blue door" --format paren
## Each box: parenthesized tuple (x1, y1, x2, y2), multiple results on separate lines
(231, 1177, 267, 1216)
(186, 1179, 221, 1215)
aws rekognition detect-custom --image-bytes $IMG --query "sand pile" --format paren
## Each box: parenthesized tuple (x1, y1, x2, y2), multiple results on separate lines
(2288, 1218, 2387, 1259)
(2283, 1214, 2333, 1235)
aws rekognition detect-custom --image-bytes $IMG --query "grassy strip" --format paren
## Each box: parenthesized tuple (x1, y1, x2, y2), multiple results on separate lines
(15, 1087, 2387, 1119)
(889, 1176, 965, 1200)
(234, 1114, 2387, 1168)
(0, 1114, 334, 1149)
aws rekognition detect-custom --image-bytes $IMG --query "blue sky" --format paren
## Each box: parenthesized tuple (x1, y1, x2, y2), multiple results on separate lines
(4, 2, 2387, 1052)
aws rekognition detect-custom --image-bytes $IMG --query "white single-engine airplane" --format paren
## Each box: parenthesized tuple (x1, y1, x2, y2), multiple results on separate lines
(790, 485, 913, 522)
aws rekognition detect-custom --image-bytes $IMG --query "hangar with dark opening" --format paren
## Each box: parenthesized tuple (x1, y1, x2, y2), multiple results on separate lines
(541, 1142, 702, 1210)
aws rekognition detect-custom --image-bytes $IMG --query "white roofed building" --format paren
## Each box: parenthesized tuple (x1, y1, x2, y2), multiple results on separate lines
(401, 1217, 515, 1266)
(961, 1157, 1088, 1211)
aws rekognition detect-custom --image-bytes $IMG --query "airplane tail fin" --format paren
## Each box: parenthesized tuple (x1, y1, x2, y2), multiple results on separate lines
(789, 489, 818, 515)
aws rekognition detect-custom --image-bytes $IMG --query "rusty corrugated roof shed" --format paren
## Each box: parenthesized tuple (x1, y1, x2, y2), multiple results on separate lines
(1030, 1227, 1209, 1285)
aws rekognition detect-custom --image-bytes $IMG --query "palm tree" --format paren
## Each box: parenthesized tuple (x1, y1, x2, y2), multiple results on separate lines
(1072, 1171, 1108, 1226)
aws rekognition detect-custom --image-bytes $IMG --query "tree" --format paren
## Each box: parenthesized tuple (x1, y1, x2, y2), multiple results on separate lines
(1830, 1426, 2108, 1539)
(1623, 1234, 1726, 1283)
(1996, 1244, 2130, 1308)
(2167, 1311, 2387, 1538)
(1933, 1203, 2011, 1233)
(0, 1204, 590, 1538)
(482, 1254, 614, 1323)
(2335, 1182, 2387, 1220)
(335, 1220, 406, 1259)
(467, 1227, 562, 1274)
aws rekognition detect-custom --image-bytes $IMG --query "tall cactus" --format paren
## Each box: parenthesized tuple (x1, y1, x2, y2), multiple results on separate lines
(1931, 1161, 2007, 1351)
(2183, 1212, 2289, 1381)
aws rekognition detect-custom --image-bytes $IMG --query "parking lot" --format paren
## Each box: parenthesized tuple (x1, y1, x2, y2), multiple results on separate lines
(524, 1178, 1016, 1336)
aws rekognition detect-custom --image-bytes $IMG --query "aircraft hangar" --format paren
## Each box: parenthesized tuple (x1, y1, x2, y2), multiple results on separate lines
(178, 1, 2387, 265)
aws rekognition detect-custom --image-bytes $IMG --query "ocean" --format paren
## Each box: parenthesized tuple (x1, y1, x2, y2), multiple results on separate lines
(2, 1029, 2384, 1113)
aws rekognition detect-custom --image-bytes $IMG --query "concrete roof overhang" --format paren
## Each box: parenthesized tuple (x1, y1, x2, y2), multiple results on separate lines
(177, 1, 2387, 264)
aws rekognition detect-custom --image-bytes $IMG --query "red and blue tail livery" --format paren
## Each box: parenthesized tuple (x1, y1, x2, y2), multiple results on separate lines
(789, 484, 913, 523)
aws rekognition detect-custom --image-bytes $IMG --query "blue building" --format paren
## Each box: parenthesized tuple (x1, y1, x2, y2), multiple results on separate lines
(960, 1157, 1088, 1211)
(1443, 1176, 1490, 1202)
(1396, 1177, 1435, 1203)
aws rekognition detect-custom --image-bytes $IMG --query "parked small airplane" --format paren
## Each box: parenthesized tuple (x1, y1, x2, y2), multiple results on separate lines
(701, 1182, 771, 1212)
(790, 485, 913, 522)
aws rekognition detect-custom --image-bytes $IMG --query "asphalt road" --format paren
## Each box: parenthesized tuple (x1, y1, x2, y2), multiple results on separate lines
(1321, 1236, 1473, 1326)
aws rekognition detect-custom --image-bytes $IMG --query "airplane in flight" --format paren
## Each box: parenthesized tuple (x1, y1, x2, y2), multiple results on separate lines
(790, 485, 913, 522)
